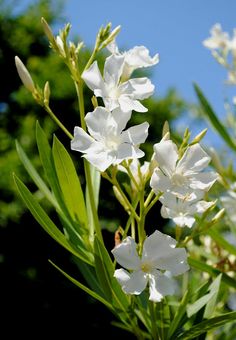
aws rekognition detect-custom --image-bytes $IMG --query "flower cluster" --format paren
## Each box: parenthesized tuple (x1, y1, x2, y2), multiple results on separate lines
(203, 23, 236, 86)
(150, 138, 218, 228)
(15, 21, 218, 305)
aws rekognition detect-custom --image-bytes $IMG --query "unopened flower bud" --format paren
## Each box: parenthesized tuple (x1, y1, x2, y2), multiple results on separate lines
(162, 121, 170, 138)
(41, 17, 54, 42)
(43, 81, 50, 106)
(113, 186, 129, 211)
(190, 128, 208, 145)
(15, 56, 35, 92)
(91, 96, 98, 108)
(212, 208, 225, 223)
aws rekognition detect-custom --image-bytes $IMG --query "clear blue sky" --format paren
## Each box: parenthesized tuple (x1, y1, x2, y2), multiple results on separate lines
(18, 0, 236, 147)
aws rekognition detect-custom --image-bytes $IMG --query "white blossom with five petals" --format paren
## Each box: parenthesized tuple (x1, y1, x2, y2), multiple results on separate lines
(112, 230, 189, 302)
(150, 139, 218, 199)
(71, 107, 149, 172)
(160, 193, 215, 228)
(82, 54, 154, 112)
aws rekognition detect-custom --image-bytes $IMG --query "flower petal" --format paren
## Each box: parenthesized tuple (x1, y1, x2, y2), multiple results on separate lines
(104, 54, 125, 86)
(153, 140, 178, 177)
(121, 122, 149, 145)
(173, 215, 196, 228)
(189, 172, 218, 191)
(85, 107, 111, 139)
(142, 230, 177, 263)
(112, 108, 132, 133)
(149, 271, 176, 302)
(84, 150, 114, 172)
(82, 61, 105, 92)
(125, 46, 159, 69)
(116, 144, 144, 163)
(71, 126, 94, 152)
(114, 269, 148, 295)
(177, 144, 210, 175)
(150, 168, 172, 193)
(112, 236, 141, 270)
(119, 96, 147, 112)
(129, 77, 155, 99)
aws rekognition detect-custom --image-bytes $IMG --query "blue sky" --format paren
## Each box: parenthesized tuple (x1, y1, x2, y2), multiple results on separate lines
(18, 0, 236, 147)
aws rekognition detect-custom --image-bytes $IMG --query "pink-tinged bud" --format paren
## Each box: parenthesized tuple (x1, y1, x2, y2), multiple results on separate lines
(15, 56, 35, 92)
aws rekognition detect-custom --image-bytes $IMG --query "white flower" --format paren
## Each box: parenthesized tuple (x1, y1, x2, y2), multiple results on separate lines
(150, 139, 218, 199)
(160, 193, 214, 228)
(203, 23, 229, 50)
(108, 41, 159, 79)
(221, 190, 236, 224)
(82, 54, 154, 112)
(71, 107, 149, 172)
(112, 230, 189, 302)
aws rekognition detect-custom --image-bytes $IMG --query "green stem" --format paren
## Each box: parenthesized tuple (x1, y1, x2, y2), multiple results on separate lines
(74, 79, 103, 243)
(144, 192, 163, 217)
(175, 225, 182, 242)
(113, 178, 140, 222)
(149, 301, 160, 340)
(44, 105, 73, 139)
(138, 187, 146, 248)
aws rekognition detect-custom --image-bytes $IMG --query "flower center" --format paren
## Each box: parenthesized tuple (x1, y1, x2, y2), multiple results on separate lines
(109, 86, 120, 100)
(141, 262, 152, 273)
(171, 172, 186, 186)
(104, 135, 121, 151)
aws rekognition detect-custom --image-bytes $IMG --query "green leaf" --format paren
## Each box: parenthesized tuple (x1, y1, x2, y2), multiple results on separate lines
(52, 135, 87, 226)
(49, 260, 113, 310)
(194, 83, 236, 152)
(207, 229, 236, 256)
(94, 236, 129, 311)
(204, 274, 222, 319)
(168, 290, 190, 339)
(186, 274, 222, 318)
(36, 123, 93, 254)
(85, 164, 101, 238)
(15, 140, 59, 209)
(36, 121, 63, 207)
(176, 312, 236, 339)
(189, 257, 236, 289)
(13, 174, 92, 265)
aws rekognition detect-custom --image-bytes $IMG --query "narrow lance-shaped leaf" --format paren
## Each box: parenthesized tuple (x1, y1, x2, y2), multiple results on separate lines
(36, 122, 92, 253)
(15, 140, 59, 209)
(52, 135, 87, 226)
(85, 163, 101, 239)
(186, 274, 222, 318)
(194, 83, 236, 152)
(13, 174, 92, 265)
(189, 257, 236, 289)
(36, 121, 64, 208)
(176, 311, 236, 339)
(49, 260, 113, 310)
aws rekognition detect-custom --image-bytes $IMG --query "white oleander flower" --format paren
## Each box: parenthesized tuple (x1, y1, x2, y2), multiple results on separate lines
(112, 230, 189, 302)
(203, 23, 229, 50)
(160, 193, 215, 228)
(150, 139, 218, 199)
(71, 107, 149, 172)
(221, 190, 236, 224)
(107, 41, 159, 79)
(82, 54, 154, 112)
